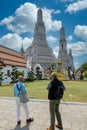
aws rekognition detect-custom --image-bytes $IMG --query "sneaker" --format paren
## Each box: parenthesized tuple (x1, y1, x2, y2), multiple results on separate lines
(47, 127, 51, 130)
(17, 120, 21, 126)
(26, 118, 34, 123)
(55, 124, 63, 129)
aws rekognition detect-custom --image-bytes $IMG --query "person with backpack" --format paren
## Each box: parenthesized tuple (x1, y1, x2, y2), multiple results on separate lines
(14, 75, 33, 126)
(46, 72, 65, 130)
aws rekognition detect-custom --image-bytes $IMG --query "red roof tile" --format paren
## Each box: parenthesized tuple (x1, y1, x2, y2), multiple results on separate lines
(0, 45, 26, 67)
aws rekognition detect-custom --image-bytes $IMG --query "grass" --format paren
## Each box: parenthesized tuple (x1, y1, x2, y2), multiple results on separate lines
(0, 80, 87, 103)
(63, 81, 87, 103)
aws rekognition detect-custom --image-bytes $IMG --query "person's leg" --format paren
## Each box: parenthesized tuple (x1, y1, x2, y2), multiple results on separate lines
(49, 100, 56, 130)
(22, 103, 33, 123)
(55, 100, 63, 128)
(22, 103, 29, 119)
(16, 97, 21, 125)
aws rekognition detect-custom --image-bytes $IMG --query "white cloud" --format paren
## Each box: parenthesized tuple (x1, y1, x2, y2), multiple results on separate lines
(53, 10, 61, 14)
(0, 2, 62, 34)
(74, 25, 87, 41)
(0, 3, 37, 34)
(14, 2, 37, 34)
(0, 16, 15, 31)
(65, 0, 87, 13)
(67, 41, 87, 56)
(0, 33, 32, 51)
(0, 33, 21, 48)
(53, 46, 59, 58)
(0, 16, 14, 25)
(74, 61, 80, 69)
(43, 8, 62, 31)
(23, 37, 33, 50)
(47, 36, 58, 43)
(67, 35, 73, 42)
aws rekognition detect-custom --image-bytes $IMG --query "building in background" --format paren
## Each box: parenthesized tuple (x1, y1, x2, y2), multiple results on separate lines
(26, 8, 56, 69)
(57, 26, 74, 72)
(0, 9, 75, 83)
(0, 45, 27, 83)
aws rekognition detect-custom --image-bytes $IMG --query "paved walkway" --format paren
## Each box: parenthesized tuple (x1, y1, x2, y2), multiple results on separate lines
(0, 98, 87, 130)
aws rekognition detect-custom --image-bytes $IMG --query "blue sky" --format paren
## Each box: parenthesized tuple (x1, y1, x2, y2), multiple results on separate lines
(0, 0, 87, 69)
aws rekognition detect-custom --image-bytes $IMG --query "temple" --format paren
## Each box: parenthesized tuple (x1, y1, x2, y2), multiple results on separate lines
(26, 8, 56, 69)
(58, 26, 74, 71)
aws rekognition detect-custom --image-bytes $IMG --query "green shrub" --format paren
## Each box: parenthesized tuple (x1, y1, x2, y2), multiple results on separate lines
(27, 70, 34, 81)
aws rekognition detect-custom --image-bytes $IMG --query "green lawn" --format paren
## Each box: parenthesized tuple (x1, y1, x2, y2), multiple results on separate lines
(0, 80, 87, 103)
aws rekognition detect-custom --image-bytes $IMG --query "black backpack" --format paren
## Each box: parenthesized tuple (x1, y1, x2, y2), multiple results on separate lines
(54, 84, 64, 99)
(48, 78, 65, 100)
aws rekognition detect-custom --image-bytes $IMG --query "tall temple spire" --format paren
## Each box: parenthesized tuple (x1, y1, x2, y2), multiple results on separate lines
(59, 26, 67, 53)
(20, 42, 25, 55)
(58, 25, 74, 71)
(60, 26, 66, 40)
(26, 8, 56, 69)
(37, 8, 43, 23)
(33, 8, 47, 45)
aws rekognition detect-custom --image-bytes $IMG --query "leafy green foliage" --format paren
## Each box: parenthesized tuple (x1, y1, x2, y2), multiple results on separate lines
(76, 62, 87, 79)
(35, 66, 42, 80)
(10, 65, 18, 83)
(26, 70, 34, 81)
(0, 66, 4, 85)
(80, 62, 87, 72)
(10, 65, 24, 83)
(83, 71, 87, 78)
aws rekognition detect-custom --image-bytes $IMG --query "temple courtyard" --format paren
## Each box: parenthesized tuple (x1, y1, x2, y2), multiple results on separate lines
(0, 98, 87, 130)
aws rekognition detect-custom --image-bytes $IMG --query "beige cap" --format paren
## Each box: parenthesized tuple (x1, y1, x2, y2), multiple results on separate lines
(18, 75, 24, 82)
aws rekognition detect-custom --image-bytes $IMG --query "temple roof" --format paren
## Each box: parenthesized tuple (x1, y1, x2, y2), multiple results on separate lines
(0, 45, 26, 67)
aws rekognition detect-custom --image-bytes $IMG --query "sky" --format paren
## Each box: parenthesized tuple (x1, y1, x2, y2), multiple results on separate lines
(0, 0, 87, 69)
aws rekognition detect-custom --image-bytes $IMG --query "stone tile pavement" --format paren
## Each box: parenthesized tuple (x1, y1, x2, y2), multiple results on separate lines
(0, 98, 87, 130)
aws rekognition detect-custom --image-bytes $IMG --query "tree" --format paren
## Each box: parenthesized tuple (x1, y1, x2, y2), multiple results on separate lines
(79, 73, 84, 80)
(35, 66, 42, 80)
(0, 66, 4, 86)
(83, 71, 87, 78)
(80, 62, 87, 72)
(26, 70, 34, 81)
(10, 65, 18, 83)
(51, 63, 55, 70)
(10, 65, 24, 83)
(76, 62, 87, 80)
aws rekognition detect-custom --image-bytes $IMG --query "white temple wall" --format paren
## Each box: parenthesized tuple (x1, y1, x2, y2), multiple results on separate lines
(1, 65, 27, 84)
